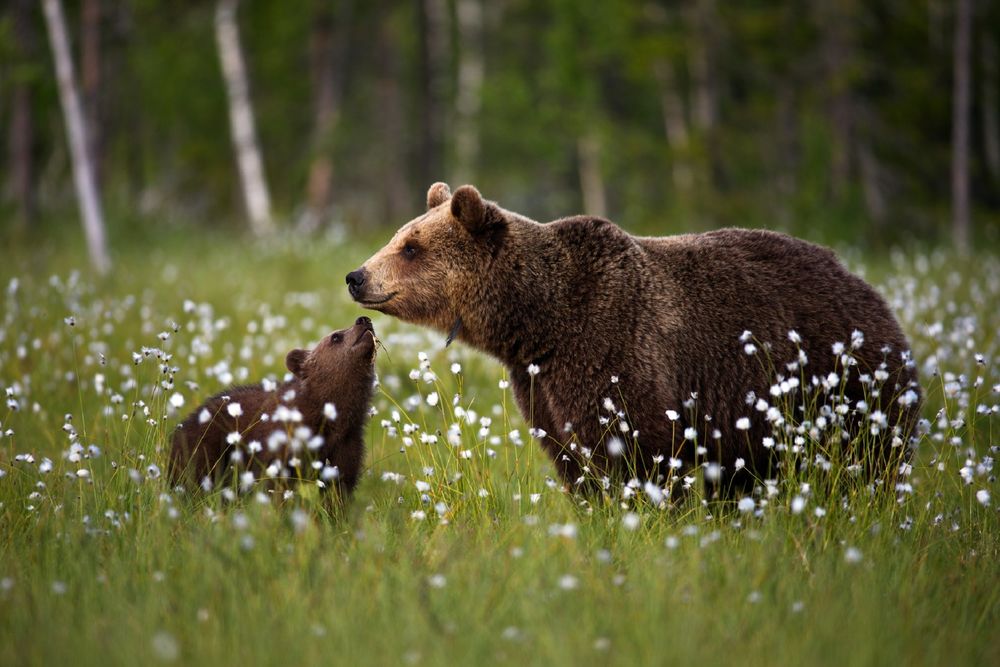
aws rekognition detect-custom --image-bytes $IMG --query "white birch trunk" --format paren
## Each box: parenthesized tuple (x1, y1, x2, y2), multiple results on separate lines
(41, 0, 110, 275)
(215, 0, 274, 236)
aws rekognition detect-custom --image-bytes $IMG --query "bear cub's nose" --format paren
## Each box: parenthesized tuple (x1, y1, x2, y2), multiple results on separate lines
(356, 316, 372, 328)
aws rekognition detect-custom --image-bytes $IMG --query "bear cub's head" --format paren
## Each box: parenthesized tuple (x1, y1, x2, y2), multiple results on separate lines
(346, 183, 507, 334)
(285, 316, 377, 394)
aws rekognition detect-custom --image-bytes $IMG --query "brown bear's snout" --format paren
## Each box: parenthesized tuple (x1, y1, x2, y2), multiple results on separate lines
(346, 268, 366, 299)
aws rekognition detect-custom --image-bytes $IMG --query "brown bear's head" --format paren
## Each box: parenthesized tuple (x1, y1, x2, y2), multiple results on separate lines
(285, 317, 377, 396)
(346, 183, 506, 334)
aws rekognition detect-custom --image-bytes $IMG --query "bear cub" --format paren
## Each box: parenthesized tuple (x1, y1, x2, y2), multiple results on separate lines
(169, 316, 377, 498)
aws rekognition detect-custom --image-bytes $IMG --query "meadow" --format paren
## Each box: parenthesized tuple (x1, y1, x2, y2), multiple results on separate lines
(1, 228, 997, 666)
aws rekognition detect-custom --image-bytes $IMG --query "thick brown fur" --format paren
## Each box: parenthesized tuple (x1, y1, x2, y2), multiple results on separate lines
(169, 318, 377, 498)
(349, 184, 921, 494)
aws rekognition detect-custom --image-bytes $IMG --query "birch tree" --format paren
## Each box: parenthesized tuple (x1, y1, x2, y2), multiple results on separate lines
(42, 0, 111, 275)
(215, 0, 274, 236)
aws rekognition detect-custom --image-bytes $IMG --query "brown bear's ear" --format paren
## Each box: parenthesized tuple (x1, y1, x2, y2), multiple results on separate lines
(451, 185, 487, 234)
(285, 349, 309, 378)
(427, 182, 451, 210)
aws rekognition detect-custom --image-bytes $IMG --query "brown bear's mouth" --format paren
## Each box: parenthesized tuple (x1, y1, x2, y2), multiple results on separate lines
(352, 328, 375, 347)
(358, 292, 396, 306)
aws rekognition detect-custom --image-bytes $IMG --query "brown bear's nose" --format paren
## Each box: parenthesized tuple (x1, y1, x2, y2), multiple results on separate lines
(355, 316, 372, 328)
(346, 269, 366, 299)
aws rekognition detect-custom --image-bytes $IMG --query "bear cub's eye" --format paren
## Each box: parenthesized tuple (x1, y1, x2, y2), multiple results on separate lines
(330, 333, 343, 345)
(402, 243, 418, 260)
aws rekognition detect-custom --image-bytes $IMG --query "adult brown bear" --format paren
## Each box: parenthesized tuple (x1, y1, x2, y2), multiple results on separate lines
(348, 183, 920, 495)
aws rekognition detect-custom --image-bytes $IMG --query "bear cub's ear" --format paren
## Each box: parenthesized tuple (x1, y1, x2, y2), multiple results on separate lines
(451, 185, 488, 234)
(285, 349, 309, 378)
(426, 182, 451, 210)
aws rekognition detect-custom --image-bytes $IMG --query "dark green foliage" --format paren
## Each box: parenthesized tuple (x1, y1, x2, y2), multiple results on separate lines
(1, 0, 998, 243)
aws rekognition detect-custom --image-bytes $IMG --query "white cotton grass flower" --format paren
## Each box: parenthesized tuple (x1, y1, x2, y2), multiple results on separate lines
(323, 402, 337, 420)
(644, 481, 664, 505)
(557, 574, 579, 590)
(169, 393, 185, 409)
(198, 408, 212, 424)
(548, 523, 578, 539)
(226, 402, 242, 417)
(737, 497, 755, 513)
(844, 547, 863, 564)
(976, 489, 990, 506)
(527, 363, 540, 376)
(151, 630, 180, 662)
(665, 409, 680, 421)
(622, 512, 641, 531)
(851, 329, 865, 349)
(607, 437, 624, 457)
(426, 392, 439, 407)
(735, 417, 751, 431)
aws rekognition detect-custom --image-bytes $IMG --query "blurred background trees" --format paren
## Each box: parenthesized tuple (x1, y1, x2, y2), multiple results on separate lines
(2, 0, 999, 247)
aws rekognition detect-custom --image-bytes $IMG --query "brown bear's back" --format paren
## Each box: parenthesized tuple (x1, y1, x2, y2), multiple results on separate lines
(630, 227, 918, 483)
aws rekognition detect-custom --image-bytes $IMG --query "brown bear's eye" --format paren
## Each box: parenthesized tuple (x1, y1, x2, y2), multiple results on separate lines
(402, 243, 418, 260)
(330, 333, 343, 345)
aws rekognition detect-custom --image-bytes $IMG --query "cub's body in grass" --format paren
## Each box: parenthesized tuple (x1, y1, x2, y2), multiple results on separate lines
(169, 317, 377, 497)
(348, 183, 922, 495)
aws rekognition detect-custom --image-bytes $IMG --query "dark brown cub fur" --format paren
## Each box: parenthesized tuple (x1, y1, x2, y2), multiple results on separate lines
(169, 317, 377, 498)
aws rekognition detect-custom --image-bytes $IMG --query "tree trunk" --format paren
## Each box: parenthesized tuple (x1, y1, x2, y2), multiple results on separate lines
(816, 0, 856, 199)
(577, 133, 607, 218)
(453, 0, 484, 183)
(690, 0, 717, 135)
(376, 9, 412, 222)
(982, 34, 1000, 186)
(688, 0, 723, 194)
(81, 0, 102, 186)
(653, 59, 693, 193)
(42, 0, 111, 275)
(775, 86, 800, 225)
(215, 0, 274, 236)
(415, 0, 448, 186)
(303, 0, 352, 231)
(7, 0, 37, 226)
(858, 140, 888, 227)
(951, 0, 973, 253)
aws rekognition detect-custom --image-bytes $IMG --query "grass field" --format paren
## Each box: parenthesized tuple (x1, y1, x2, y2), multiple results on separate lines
(1, 228, 998, 666)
